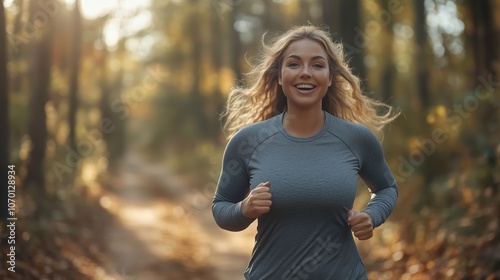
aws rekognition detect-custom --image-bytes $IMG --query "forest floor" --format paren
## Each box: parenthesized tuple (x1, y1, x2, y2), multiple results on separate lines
(0, 150, 256, 280)
(93, 150, 256, 280)
(3, 149, 499, 279)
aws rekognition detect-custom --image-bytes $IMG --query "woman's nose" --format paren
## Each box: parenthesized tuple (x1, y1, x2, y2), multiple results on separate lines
(299, 66, 312, 78)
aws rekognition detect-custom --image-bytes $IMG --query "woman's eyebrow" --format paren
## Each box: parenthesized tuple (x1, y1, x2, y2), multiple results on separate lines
(285, 54, 328, 61)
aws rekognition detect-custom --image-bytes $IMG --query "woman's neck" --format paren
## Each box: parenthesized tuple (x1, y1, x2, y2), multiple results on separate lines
(283, 107, 325, 138)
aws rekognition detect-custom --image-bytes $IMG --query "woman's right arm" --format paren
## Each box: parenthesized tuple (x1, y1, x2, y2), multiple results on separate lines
(212, 132, 256, 231)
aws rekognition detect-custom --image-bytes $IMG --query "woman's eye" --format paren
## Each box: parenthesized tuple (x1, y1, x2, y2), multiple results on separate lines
(288, 62, 299, 67)
(314, 64, 325, 68)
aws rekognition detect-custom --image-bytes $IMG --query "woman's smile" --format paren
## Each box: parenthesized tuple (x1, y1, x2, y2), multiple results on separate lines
(294, 83, 317, 94)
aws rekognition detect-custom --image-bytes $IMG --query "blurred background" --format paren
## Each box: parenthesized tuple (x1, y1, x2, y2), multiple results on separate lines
(0, 0, 499, 279)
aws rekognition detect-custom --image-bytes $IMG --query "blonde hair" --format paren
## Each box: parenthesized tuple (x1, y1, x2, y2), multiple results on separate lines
(222, 25, 398, 139)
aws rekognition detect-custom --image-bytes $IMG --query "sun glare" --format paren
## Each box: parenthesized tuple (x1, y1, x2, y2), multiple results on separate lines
(5, 0, 152, 53)
(77, 0, 153, 49)
(4, 0, 14, 7)
(78, 0, 120, 19)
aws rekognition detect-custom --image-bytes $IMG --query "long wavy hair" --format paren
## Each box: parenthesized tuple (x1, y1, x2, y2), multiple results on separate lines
(222, 25, 399, 139)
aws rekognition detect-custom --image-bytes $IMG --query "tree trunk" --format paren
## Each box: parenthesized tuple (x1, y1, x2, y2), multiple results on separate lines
(261, 0, 273, 33)
(379, 1, 395, 104)
(107, 44, 126, 170)
(322, 0, 365, 80)
(210, 8, 224, 141)
(412, 0, 435, 207)
(188, 0, 206, 136)
(0, 0, 10, 221)
(467, 0, 498, 194)
(24, 0, 54, 199)
(339, 0, 364, 80)
(470, 0, 496, 78)
(230, 0, 242, 82)
(10, 0, 25, 93)
(99, 45, 112, 150)
(380, 42, 395, 103)
(68, 0, 82, 149)
(211, 8, 222, 75)
(321, 0, 340, 32)
(414, 0, 430, 110)
(298, 0, 310, 24)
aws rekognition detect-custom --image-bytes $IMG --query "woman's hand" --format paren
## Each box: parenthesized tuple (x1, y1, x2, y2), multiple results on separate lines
(348, 210, 373, 240)
(241, 182, 272, 219)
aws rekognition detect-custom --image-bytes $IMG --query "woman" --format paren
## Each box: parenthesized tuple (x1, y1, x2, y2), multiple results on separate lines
(212, 25, 399, 280)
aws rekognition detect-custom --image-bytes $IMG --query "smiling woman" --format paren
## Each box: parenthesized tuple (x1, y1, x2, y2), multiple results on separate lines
(213, 25, 400, 280)
(222, 25, 399, 140)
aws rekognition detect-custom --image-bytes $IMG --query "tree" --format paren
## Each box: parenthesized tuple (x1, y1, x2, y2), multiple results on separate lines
(414, 0, 430, 109)
(261, 0, 285, 34)
(0, 0, 10, 221)
(24, 0, 55, 203)
(321, 0, 365, 80)
(209, 7, 225, 141)
(466, 0, 499, 194)
(187, 0, 207, 136)
(230, 0, 242, 82)
(379, 0, 395, 104)
(97, 32, 113, 155)
(10, 0, 25, 93)
(68, 0, 82, 149)
(468, 0, 497, 78)
(107, 39, 127, 170)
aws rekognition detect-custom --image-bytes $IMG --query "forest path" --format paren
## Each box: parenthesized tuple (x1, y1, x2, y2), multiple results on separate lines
(98, 150, 255, 280)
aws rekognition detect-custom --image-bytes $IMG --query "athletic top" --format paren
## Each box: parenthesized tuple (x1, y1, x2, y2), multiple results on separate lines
(212, 111, 398, 280)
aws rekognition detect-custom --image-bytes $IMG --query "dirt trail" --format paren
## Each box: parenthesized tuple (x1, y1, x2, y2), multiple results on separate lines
(101, 151, 256, 280)
(189, 197, 256, 280)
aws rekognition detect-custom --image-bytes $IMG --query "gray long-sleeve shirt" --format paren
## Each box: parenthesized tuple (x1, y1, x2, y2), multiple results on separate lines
(212, 111, 398, 280)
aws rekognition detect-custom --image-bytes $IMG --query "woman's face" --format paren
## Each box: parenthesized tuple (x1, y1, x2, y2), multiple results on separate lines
(279, 39, 332, 112)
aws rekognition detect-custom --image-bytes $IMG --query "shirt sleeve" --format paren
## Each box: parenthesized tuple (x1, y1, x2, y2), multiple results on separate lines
(212, 130, 256, 231)
(356, 127, 398, 228)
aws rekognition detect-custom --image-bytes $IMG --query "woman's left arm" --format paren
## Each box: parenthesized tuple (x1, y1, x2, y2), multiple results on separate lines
(357, 128, 399, 228)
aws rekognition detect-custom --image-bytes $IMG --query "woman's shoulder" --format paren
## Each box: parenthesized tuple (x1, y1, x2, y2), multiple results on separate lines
(328, 113, 374, 138)
(228, 115, 282, 145)
(326, 113, 381, 152)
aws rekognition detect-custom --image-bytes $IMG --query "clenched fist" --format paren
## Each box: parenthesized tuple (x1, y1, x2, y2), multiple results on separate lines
(348, 210, 374, 240)
(242, 182, 272, 219)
